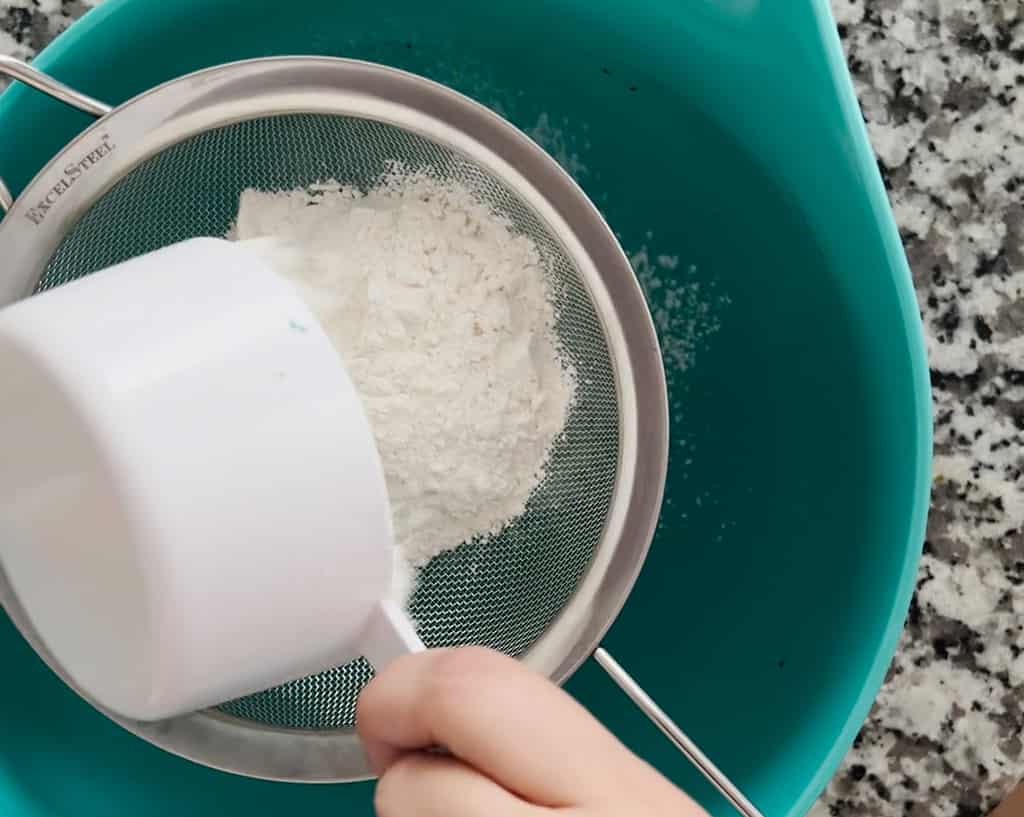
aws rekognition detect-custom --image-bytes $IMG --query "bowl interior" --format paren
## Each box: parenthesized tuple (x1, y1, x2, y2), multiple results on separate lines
(0, 1, 930, 816)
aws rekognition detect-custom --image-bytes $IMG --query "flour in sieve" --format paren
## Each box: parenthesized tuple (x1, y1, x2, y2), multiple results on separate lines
(231, 171, 575, 596)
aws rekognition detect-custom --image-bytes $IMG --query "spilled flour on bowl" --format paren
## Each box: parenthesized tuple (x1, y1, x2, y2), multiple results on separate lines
(629, 247, 728, 377)
(230, 169, 575, 603)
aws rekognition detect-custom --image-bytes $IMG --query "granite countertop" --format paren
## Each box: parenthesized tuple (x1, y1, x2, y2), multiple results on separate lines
(2, 1, 1023, 816)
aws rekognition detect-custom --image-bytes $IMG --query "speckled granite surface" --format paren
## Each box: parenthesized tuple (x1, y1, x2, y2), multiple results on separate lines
(2, 1, 1023, 816)
(810, 3, 1024, 816)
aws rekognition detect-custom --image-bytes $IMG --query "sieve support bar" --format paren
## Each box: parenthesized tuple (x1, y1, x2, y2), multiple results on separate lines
(593, 647, 767, 817)
(0, 56, 111, 215)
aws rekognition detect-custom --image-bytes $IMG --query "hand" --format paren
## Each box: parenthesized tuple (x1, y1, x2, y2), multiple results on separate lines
(357, 646, 709, 817)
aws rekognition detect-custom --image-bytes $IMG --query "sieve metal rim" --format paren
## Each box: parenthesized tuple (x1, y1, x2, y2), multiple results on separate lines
(0, 57, 668, 782)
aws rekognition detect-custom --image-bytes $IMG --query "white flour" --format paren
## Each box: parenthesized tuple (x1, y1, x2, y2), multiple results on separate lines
(231, 172, 574, 596)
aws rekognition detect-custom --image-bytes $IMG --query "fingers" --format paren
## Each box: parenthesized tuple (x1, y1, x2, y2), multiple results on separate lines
(374, 752, 540, 817)
(357, 647, 642, 807)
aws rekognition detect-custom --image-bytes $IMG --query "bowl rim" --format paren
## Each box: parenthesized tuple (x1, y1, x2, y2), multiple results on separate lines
(0, 0, 933, 814)
(786, 2, 932, 815)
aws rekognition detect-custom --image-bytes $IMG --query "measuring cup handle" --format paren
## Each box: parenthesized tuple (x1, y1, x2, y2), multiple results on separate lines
(360, 599, 426, 671)
(0, 56, 112, 215)
(593, 647, 766, 817)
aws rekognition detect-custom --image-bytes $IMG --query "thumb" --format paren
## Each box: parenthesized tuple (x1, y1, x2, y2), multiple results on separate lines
(357, 647, 648, 807)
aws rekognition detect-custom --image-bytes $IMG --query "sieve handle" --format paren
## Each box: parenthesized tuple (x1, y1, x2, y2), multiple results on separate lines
(0, 56, 112, 214)
(593, 647, 767, 817)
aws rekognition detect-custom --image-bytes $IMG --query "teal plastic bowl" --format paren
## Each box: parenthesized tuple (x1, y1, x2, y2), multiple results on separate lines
(0, 1, 931, 816)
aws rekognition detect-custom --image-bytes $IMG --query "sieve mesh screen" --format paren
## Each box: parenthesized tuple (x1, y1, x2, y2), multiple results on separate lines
(38, 113, 620, 731)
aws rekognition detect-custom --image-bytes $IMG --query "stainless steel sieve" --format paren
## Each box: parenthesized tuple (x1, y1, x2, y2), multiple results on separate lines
(0, 55, 762, 817)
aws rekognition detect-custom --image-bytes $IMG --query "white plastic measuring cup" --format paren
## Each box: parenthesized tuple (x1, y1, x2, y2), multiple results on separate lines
(0, 237, 422, 722)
